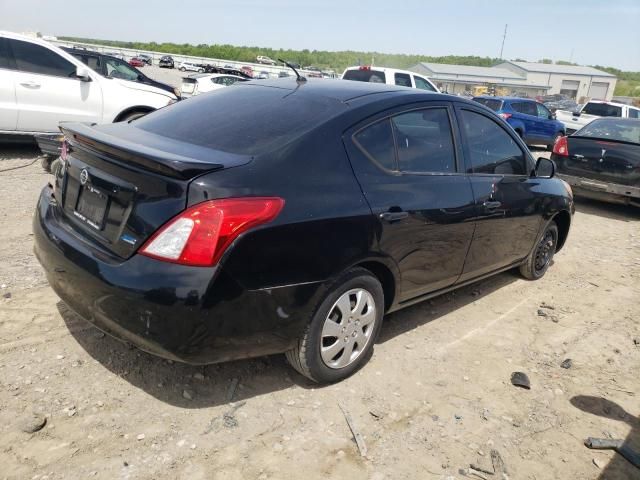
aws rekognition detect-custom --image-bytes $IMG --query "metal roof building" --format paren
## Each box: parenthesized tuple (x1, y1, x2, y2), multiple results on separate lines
(409, 61, 617, 100)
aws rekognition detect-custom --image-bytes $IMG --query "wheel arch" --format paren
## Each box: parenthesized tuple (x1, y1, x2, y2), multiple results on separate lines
(552, 209, 571, 252)
(113, 106, 155, 123)
(352, 259, 398, 312)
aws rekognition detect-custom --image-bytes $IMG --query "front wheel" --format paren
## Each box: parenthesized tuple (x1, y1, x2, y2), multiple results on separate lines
(519, 222, 558, 280)
(179, 67, 186, 72)
(286, 268, 384, 383)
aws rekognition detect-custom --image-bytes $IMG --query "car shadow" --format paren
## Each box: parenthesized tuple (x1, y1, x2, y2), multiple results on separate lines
(574, 197, 640, 222)
(59, 271, 521, 408)
(377, 270, 519, 344)
(570, 395, 639, 479)
(58, 301, 311, 409)
(0, 142, 40, 161)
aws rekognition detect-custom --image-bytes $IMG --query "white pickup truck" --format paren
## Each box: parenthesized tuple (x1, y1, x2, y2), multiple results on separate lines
(556, 100, 640, 134)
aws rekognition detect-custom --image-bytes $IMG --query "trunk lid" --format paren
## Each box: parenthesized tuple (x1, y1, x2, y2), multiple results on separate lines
(56, 122, 251, 259)
(558, 136, 640, 186)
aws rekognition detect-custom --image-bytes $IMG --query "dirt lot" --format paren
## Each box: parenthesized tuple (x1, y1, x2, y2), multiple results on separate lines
(0, 145, 639, 480)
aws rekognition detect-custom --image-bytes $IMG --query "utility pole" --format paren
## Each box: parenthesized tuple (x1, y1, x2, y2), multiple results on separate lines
(499, 24, 508, 59)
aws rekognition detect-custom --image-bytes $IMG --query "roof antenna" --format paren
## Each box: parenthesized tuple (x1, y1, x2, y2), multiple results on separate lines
(278, 59, 306, 83)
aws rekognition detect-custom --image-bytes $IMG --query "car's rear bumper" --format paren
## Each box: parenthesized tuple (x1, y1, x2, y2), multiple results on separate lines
(34, 185, 322, 364)
(557, 173, 640, 205)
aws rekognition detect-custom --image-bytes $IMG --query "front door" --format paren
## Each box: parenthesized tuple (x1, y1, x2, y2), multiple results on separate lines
(535, 102, 556, 142)
(454, 104, 543, 281)
(344, 103, 477, 301)
(8, 38, 103, 132)
(0, 37, 17, 130)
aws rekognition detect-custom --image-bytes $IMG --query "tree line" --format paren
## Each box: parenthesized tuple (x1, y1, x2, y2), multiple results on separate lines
(60, 36, 640, 96)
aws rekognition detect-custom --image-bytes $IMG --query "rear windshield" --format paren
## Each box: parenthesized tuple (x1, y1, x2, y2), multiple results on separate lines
(575, 120, 640, 144)
(472, 98, 503, 111)
(134, 85, 344, 155)
(343, 69, 387, 84)
(582, 102, 622, 117)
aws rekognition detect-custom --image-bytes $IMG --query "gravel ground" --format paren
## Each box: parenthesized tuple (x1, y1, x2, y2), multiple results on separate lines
(0, 146, 639, 480)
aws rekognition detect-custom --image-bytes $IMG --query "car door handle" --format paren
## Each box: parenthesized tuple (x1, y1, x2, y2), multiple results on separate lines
(379, 211, 409, 222)
(20, 81, 41, 88)
(483, 200, 502, 210)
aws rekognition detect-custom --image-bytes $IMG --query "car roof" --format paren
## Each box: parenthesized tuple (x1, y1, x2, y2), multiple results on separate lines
(343, 65, 428, 77)
(476, 96, 536, 102)
(238, 77, 444, 103)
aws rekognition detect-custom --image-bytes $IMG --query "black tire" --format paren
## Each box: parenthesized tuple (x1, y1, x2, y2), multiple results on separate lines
(547, 132, 562, 152)
(286, 268, 384, 383)
(519, 221, 558, 280)
(198, 68, 204, 73)
(180, 67, 186, 72)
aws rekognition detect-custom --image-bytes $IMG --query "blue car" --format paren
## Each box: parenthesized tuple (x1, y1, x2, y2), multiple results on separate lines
(473, 96, 565, 150)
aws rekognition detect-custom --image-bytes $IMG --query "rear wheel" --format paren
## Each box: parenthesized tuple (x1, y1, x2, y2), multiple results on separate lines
(286, 268, 384, 383)
(180, 67, 186, 72)
(519, 222, 558, 280)
(198, 68, 204, 73)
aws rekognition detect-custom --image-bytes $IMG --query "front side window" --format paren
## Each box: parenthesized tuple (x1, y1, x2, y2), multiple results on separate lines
(394, 72, 411, 88)
(460, 109, 527, 175)
(414, 76, 436, 91)
(391, 108, 455, 173)
(536, 103, 551, 119)
(9, 39, 76, 77)
(104, 57, 139, 81)
(628, 109, 639, 119)
(353, 119, 396, 170)
(0, 38, 11, 69)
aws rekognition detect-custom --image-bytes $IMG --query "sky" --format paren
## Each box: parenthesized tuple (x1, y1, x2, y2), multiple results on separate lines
(2, 0, 639, 70)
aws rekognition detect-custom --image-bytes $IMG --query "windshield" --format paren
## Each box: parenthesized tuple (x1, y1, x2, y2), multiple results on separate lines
(582, 102, 622, 117)
(575, 120, 640, 144)
(472, 98, 503, 111)
(343, 69, 386, 84)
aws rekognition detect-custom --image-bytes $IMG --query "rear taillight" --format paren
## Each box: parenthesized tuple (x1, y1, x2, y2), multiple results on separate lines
(499, 113, 512, 120)
(553, 136, 569, 156)
(140, 197, 284, 267)
(359, 65, 371, 71)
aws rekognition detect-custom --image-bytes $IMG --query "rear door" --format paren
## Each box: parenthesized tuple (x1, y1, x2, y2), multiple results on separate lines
(510, 101, 540, 140)
(0, 37, 17, 131)
(454, 103, 542, 280)
(8, 38, 103, 132)
(344, 102, 477, 301)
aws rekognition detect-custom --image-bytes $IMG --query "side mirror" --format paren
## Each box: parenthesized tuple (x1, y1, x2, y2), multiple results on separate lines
(572, 111, 581, 117)
(548, 113, 556, 120)
(76, 66, 91, 82)
(536, 157, 556, 179)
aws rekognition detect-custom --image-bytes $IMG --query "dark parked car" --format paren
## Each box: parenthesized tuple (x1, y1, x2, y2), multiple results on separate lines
(158, 55, 174, 68)
(34, 80, 573, 383)
(63, 48, 179, 97)
(552, 118, 640, 206)
(137, 53, 152, 65)
(473, 96, 566, 150)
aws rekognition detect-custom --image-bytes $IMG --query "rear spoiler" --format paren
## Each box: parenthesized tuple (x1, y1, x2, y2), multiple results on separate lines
(60, 122, 249, 180)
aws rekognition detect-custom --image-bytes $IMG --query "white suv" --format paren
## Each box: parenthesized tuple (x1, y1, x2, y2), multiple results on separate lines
(342, 66, 439, 92)
(0, 31, 176, 136)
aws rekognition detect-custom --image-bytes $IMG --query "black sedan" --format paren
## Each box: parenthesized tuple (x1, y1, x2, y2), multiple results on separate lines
(552, 118, 640, 207)
(34, 79, 573, 383)
(158, 55, 174, 68)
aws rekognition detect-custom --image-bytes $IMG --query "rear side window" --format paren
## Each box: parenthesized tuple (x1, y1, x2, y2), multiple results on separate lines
(582, 102, 622, 117)
(9, 39, 76, 77)
(353, 119, 396, 170)
(343, 69, 386, 84)
(414, 76, 436, 91)
(472, 98, 502, 111)
(394, 72, 412, 88)
(536, 103, 551, 119)
(391, 108, 455, 173)
(511, 101, 537, 116)
(460, 110, 527, 175)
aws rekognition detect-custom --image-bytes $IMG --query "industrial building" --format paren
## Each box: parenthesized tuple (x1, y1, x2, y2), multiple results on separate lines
(409, 61, 617, 100)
